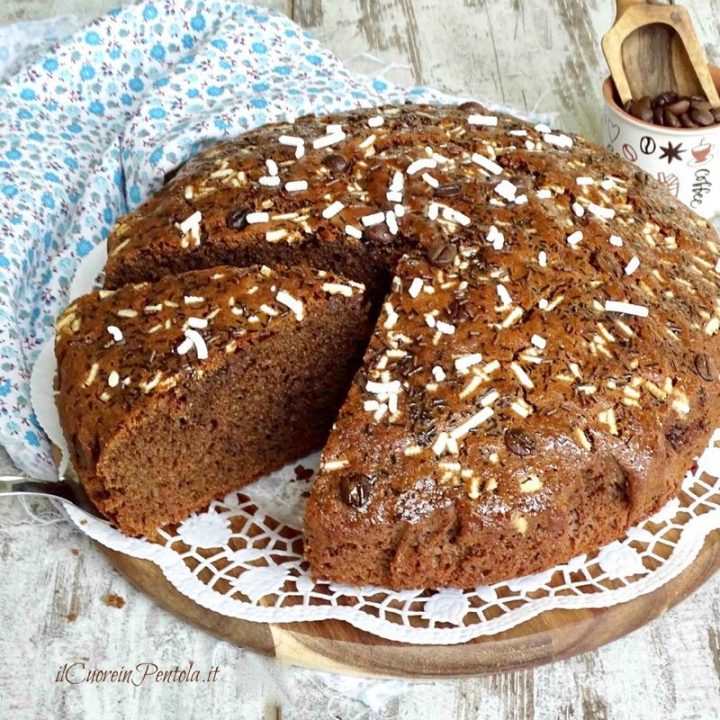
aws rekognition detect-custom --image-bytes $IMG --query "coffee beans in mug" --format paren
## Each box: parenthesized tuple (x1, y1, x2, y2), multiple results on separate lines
(625, 92, 720, 128)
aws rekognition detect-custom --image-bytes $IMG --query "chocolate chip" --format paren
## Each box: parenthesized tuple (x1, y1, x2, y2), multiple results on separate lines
(425, 240, 457, 266)
(322, 153, 349, 173)
(694, 352, 715, 381)
(339, 473, 372, 508)
(364, 222, 393, 243)
(435, 181, 463, 198)
(227, 207, 251, 230)
(459, 101, 485, 113)
(665, 424, 687, 452)
(504, 428, 535, 457)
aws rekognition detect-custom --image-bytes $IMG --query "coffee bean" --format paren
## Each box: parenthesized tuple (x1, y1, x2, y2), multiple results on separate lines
(631, 96, 654, 122)
(459, 101, 485, 113)
(322, 153, 349, 173)
(691, 99, 712, 112)
(625, 91, 719, 129)
(435, 181, 463, 198)
(694, 352, 715, 381)
(364, 222, 393, 243)
(663, 108, 682, 128)
(339, 473, 372, 508)
(425, 240, 457, 266)
(690, 107, 714, 126)
(226, 207, 251, 230)
(504, 428, 535, 457)
(666, 99, 690, 115)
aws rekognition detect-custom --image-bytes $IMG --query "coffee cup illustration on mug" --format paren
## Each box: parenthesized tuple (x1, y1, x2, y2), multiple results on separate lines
(602, 76, 720, 220)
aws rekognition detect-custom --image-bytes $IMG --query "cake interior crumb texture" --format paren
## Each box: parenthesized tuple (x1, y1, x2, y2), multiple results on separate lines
(55, 103, 720, 588)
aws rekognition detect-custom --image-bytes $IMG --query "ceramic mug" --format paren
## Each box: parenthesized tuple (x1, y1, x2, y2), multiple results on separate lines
(602, 67, 720, 220)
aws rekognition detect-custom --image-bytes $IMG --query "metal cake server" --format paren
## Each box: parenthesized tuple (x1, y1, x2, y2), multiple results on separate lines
(0, 472, 106, 520)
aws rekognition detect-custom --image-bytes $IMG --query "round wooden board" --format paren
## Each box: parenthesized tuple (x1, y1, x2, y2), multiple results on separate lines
(97, 528, 720, 679)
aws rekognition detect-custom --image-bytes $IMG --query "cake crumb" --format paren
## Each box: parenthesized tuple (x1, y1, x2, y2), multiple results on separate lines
(71, 548, 80, 556)
(293, 464, 314, 482)
(103, 593, 126, 609)
(66, 612, 78, 622)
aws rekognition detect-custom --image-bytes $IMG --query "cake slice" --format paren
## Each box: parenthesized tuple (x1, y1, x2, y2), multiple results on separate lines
(55, 265, 370, 536)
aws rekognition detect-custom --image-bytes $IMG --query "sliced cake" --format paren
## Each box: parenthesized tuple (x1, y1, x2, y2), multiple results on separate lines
(55, 265, 370, 536)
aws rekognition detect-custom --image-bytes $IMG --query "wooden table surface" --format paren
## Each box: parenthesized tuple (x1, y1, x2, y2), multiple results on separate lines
(1, 1, 720, 718)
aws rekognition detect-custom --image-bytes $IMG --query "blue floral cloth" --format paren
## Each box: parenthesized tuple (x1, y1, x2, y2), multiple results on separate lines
(0, 1, 462, 480)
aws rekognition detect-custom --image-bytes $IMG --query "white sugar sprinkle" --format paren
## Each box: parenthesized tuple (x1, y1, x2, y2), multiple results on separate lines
(107, 370, 120, 388)
(422, 172, 440, 188)
(276, 290, 304, 321)
(454, 353, 483, 372)
(406, 158, 437, 175)
(496, 284, 512, 307)
(386, 191, 403, 203)
(450, 407, 494, 440)
(368, 115, 385, 128)
(576, 176, 594, 185)
(536, 188, 552, 199)
(610, 234, 624, 247)
(471, 153, 502, 175)
(246, 212, 270, 224)
(366, 379, 401, 395)
(322, 200, 345, 219)
(265, 159, 278, 176)
(509, 129, 528, 137)
(544, 133, 573, 149)
(538, 250, 548, 267)
(531, 334, 547, 349)
(345, 224, 362, 239)
(427, 203, 439, 221)
(285, 180, 308, 192)
(361, 211, 386, 227)
(187, 317, 208, 329)
(535, 122, 552, 133)
(441, 206, 471, 226)
(107, 325, 123, 342)
(567, 230, 583, 246)
(588, 203, 616, 220)
(259, 175, 280, 187)
(468, 114, 498, 126)
(385, 210, 399, 235)
(184, 295, 205, 304)
(394, 203, 406, 217)
(572, 202, 585, 217)
(625, 256, 640, 275)
(322, 282, 353, 297)
(495, 179, 517, 202)
(510, 361, 534, 389)
(278, 134, 304, 147)
(604, 300, 649, 317)
(179, 210, 202, 236)
(313, 131, 345, 149)
(390, 171, 404, 192)
(177, 329, 208, 359)
(515, 194, 528, 205)
(487, 224, 504, 250)
(432, 365, 446, 382)
(436, 320, 456, 335)
(408, 278, 424, 298)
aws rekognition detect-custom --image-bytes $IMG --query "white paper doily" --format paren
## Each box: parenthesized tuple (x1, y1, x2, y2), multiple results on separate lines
(30, 234, 720, 647)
